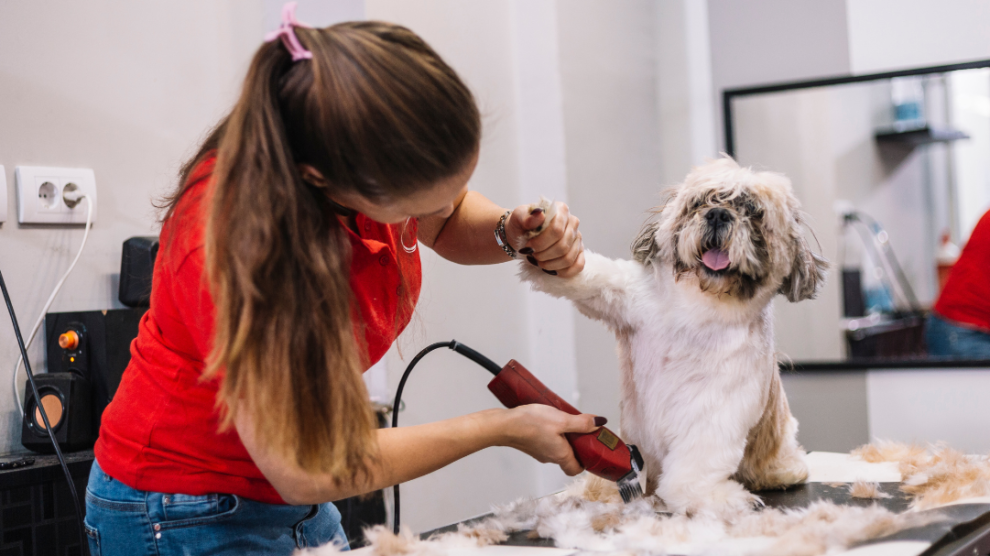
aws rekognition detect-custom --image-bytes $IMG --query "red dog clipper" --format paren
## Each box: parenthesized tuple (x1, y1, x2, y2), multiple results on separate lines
(487, 358, 646, 502)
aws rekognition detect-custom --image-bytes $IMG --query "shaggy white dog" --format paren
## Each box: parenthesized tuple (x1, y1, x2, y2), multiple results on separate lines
(521, 156, 828, 518)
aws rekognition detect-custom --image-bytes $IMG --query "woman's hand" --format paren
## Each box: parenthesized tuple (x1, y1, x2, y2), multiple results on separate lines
(506, 202, 585, 278)
(495, 404, 602, 476)
(239, 401, 602, 504)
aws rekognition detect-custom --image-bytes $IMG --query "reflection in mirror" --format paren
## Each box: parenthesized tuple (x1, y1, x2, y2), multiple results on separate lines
(728, 64, 990, 365)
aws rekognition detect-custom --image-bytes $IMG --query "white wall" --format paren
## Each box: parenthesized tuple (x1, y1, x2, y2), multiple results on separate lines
(787, 368, 990, 455)
(781, 372, 869, 452)
(708, 0, 852, 91)
(656, 0, 717, 185)
(786, 368, 990, 455)
(867, 369, 990, 453)
(0, 1, 263, 453)
(264, 0, 364, 30)
(707, 0, 852, 150)
(846, 0, 990, 75)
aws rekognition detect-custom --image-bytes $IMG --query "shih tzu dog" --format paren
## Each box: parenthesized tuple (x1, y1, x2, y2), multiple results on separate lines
(521, 156, 828, 518)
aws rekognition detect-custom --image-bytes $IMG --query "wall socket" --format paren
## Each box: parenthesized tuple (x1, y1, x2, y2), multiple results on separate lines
(15, 166, 98, 225)
(0, 166, 7, 224)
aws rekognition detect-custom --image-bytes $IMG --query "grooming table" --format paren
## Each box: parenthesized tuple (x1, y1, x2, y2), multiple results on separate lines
(403, 452, 990, 556)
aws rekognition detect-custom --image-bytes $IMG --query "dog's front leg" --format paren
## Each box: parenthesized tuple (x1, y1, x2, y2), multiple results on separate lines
(655, 419, 761, 520)
(519, 251, 646, 332)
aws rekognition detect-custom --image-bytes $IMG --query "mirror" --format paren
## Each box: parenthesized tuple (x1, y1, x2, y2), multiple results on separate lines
(725, 61, 990, 367)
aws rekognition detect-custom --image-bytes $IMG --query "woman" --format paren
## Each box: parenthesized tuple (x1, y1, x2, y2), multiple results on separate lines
(84, 8, 599, 555)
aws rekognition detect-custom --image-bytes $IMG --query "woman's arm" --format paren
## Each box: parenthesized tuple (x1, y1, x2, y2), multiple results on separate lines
(236, 403, 601, 505)
(418, 190, 585, 277)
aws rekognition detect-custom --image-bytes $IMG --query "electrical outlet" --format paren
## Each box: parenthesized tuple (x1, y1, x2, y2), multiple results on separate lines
(15, 166, 98, 225)
(0, 166, 7, 224)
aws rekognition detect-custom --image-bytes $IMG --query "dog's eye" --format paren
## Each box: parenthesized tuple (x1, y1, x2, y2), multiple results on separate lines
(748, 204, 764, 218)
(691, 199, 704, 210)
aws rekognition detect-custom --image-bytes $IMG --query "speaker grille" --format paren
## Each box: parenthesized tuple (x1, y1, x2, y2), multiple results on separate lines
(32, 393, 64, 431)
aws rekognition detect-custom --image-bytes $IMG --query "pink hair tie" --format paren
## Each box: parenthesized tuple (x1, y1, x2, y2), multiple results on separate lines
(264, 2, 313, 61)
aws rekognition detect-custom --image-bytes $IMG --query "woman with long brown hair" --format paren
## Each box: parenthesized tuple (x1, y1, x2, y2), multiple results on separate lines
(84, 6, 597, 555)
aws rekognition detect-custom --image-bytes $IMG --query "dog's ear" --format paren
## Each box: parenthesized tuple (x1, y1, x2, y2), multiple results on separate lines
(631, 191, 676, 265)
(631, 220, 661, 265)
(778, 214, 829, 302)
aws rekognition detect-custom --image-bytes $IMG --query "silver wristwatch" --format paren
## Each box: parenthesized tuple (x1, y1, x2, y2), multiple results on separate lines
(494, 210, 516, 259)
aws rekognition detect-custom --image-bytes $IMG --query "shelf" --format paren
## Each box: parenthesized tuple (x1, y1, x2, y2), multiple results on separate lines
(781, 358, 990, 372)
(0, 449, 92, 490)
(875, 125, 970, 146)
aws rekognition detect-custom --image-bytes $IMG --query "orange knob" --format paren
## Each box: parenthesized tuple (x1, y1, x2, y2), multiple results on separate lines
(59, 330, 80, 350)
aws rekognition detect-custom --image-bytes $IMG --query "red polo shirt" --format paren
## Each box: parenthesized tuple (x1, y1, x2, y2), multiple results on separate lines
(95, 155, 421, 504)
(935, 209, 990, 333)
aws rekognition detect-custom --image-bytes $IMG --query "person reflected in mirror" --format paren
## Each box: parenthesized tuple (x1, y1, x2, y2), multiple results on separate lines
(927, 208, 990, 359)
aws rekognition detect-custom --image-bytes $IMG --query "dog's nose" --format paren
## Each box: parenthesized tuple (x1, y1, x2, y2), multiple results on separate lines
(705, 208, 732, 226)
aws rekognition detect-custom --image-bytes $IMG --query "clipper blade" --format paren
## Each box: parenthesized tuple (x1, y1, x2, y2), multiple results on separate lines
(617, 444, 646, 503)
(618, 475, 644, 503)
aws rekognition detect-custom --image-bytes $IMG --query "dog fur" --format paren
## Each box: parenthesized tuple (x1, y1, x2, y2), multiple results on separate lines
(848, 481, 891, 499)
(854, 441, 990, 510)
(520, 156, 828, 518)
(298, 473, 941, 556)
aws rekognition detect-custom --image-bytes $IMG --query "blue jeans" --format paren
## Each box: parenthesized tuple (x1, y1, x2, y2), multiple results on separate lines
(84, 459, 348, 555)
(926, 314, 990, 359)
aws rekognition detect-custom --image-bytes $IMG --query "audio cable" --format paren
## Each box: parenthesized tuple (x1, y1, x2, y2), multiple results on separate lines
(11, 195, 92, 414)
(390, 340, 502, 535)
(0, 266, 86, 551)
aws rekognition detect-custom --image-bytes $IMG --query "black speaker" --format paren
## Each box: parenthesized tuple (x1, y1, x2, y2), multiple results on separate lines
(21, 372, 95, 453)
(119, 236, 158, 308)
(45, 308, 146, 434)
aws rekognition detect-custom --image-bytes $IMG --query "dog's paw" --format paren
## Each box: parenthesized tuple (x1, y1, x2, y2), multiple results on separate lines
(661, 479, 762, 521)
(523, 196, 558, 241)
(766, 454, 809, 488)
(707, 484, 763, 520)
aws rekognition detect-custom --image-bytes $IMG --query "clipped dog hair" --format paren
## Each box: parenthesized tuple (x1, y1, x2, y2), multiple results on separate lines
(848, 481, 891, 499)
(297, 474, 941, 556)
(854, 440, 990, 510)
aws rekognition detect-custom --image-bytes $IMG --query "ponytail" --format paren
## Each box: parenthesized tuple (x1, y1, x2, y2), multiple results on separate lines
(162, 21, 480, 480)
(209, 40, 375, 480)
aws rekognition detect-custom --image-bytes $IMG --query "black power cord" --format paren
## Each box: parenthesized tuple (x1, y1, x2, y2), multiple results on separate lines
(0, 268, 86, 551)
(390, 340, 502, 534)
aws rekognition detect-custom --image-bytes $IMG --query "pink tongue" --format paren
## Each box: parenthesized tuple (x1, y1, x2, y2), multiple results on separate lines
(702, 249, 731, 271)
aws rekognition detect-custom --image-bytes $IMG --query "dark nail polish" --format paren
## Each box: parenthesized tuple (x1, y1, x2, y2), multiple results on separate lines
(519, 247, 534, 255)
(594, 416, 607, 427)
(530, 207, 544, 215)
(543, 269, 558, 276)
(527, 255, 539, 266)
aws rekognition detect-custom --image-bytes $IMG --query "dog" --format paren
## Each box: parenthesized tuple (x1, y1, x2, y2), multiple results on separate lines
(521, 156, 828, 518)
